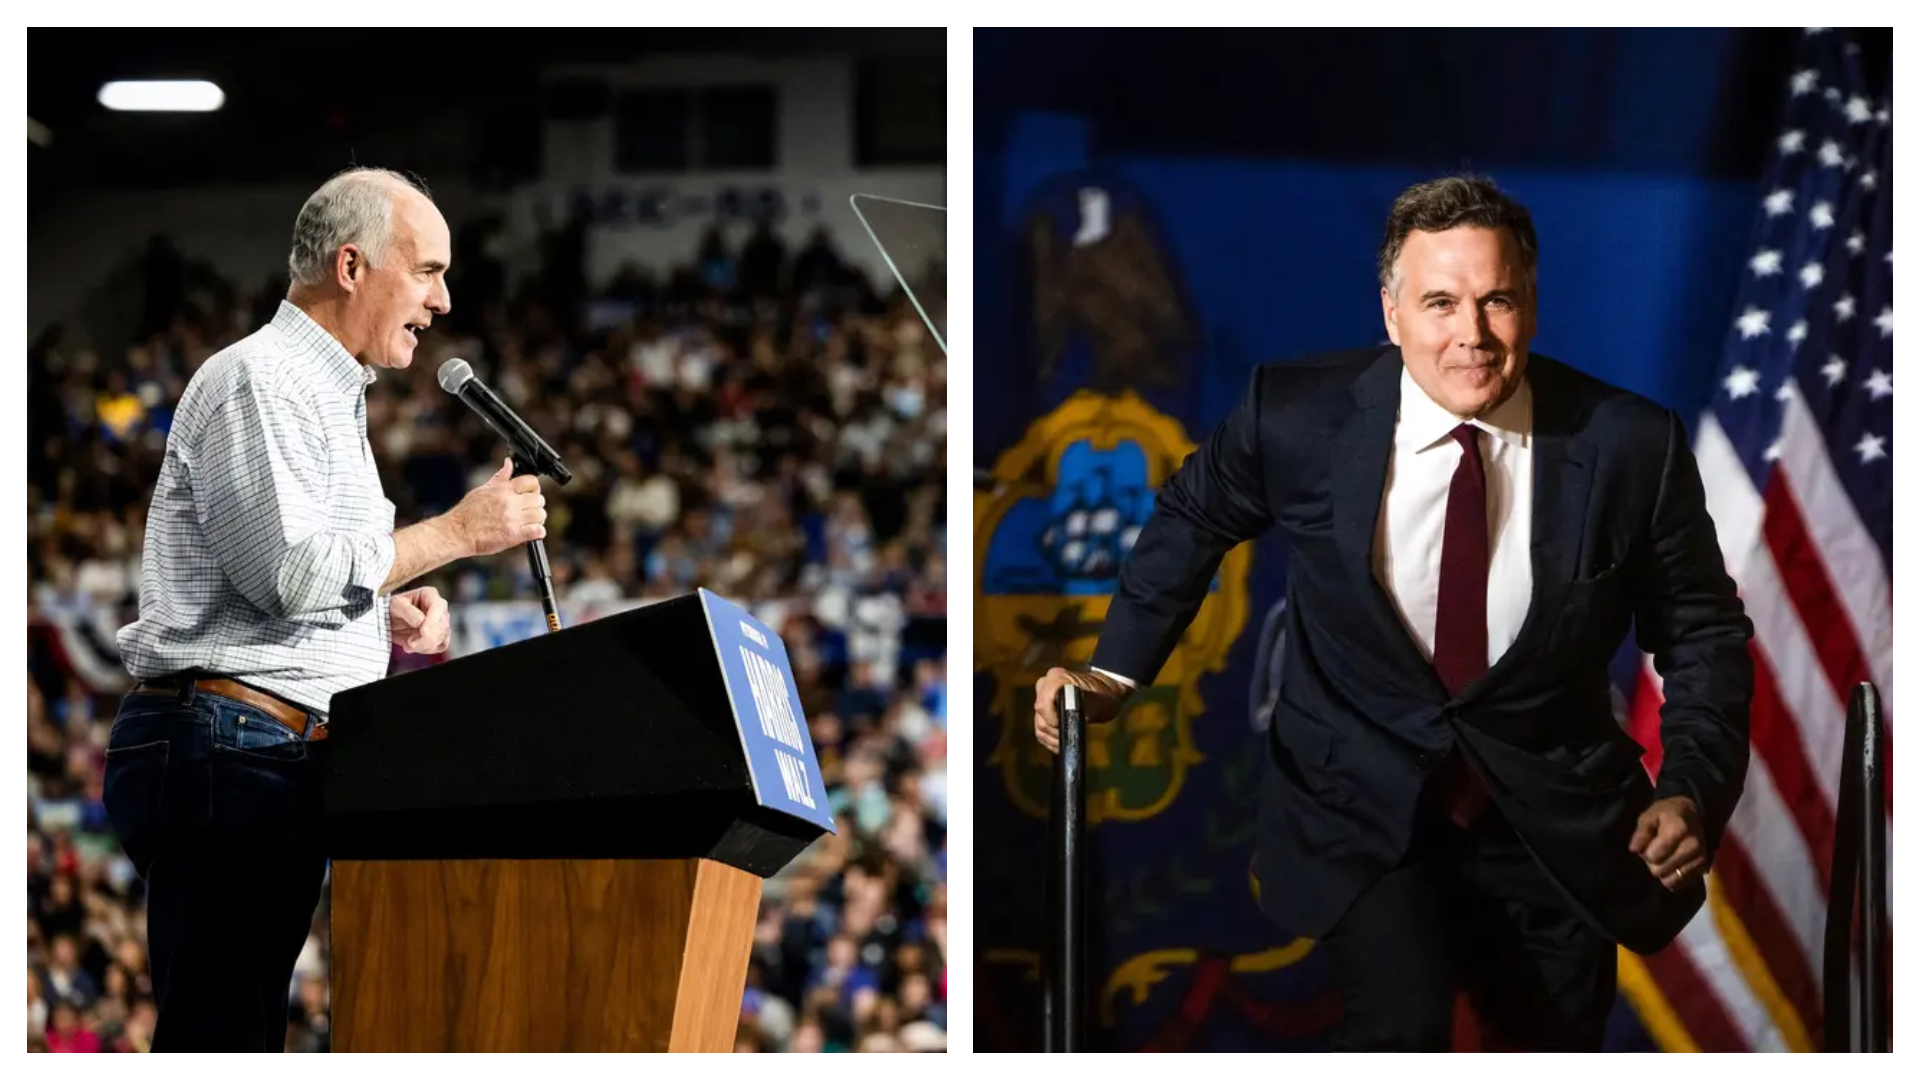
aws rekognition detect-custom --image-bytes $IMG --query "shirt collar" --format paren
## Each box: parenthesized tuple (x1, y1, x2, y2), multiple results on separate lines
(271, 300, 377, 397)
(1397, 362, 1533, 453)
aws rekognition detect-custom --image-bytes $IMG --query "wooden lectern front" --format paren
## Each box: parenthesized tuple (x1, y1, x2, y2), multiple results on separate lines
(331, 858, 757, 1051)
(319, 591, 833, 1052)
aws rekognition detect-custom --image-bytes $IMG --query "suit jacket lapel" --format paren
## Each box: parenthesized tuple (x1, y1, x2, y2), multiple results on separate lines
(1463, 356, 1596, 702)
(1331, 348, 1444, 692)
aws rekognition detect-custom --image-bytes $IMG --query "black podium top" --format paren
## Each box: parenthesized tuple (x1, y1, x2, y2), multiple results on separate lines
(319, 591, 833, 878)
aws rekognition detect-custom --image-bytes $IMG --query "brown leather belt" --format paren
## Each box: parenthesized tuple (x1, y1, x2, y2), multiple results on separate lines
(131, 676, 327, 742)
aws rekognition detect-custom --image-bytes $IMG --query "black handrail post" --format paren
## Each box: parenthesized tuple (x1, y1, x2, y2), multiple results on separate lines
(1858, 683, 1886, 1053)
(1823, 686, 1862, 1050)
(1047, 685, 1088, 1052)
(1823, 681, 1889, 1052)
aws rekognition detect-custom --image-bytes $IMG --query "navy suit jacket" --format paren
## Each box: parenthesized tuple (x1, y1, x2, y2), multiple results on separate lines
(1090, 347, 1754, 954)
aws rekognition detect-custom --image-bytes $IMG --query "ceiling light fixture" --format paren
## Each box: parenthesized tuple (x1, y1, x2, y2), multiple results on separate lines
(97, 80, 226, 113)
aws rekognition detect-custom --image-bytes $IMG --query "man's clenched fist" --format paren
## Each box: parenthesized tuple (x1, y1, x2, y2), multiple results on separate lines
(1630, 795, 1708, 891)
(389, 586, 451, 654)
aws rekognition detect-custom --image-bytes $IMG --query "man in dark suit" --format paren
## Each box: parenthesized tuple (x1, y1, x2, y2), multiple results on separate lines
(1033, 175, 1753, 1050)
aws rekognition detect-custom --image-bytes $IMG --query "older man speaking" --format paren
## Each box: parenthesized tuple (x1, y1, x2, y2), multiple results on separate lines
(105, 167, 548, 1050)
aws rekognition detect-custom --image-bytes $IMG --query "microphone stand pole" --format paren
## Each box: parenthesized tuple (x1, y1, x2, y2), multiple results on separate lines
(513, 456, 563, 633)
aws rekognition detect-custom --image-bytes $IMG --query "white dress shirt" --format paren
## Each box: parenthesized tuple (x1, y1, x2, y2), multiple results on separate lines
(1376, 366, 1533, 669)
(1098, 363, 1534, 689)
(118, 301, 397, 715)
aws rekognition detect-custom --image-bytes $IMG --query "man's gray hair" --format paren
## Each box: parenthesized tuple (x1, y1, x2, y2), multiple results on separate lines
(286, 167, 433, 288)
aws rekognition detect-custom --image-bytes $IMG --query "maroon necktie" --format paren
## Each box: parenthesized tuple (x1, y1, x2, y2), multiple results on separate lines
(1429, 423, 1493, 828)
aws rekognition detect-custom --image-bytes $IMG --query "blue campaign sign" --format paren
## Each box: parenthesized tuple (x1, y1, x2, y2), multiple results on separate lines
(699, 589, 837, 834)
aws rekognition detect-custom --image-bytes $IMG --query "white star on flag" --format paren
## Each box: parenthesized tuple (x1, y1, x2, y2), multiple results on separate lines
(1775, 380, 1797, 402)
(1848, 230, 1867, 255)
(1876, 106, 1890, 124)
(1810, 201, 1835, 229)
(1822, 355, 1848, 386)
(1818, 139, 1846, 166)
(1855, 431, 1887, 463)
(1875, 306, 1893, 338)
(1724, 365, 1761, 398)
(1799, 262, 1825, 289)
(1864, 368, 1892, 400)
(1787, 320, 1809, 345)
(1834, 293, 1856, 321)
(1846, 96, 1873, 123)
(1765, 189, 1795, 216)
(1763, 439, 1785, 461)
(1791, 69, 1819, 95)
(1778, 129, 1806, 154)
(1860, 170, 1877, 191)
(1749, 249, 1784, 276)
(1735, 307, 1772, 340)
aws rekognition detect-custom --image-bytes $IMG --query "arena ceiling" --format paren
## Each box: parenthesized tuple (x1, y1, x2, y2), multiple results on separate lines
(27, 28, 944, 191)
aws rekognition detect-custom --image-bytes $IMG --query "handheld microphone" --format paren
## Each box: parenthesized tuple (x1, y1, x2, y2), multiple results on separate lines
(437, 358, 573, 485)
(438, 357, 569, 635)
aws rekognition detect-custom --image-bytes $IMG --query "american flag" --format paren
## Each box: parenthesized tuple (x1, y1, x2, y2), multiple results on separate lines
(1615, 29, 1892, 1051)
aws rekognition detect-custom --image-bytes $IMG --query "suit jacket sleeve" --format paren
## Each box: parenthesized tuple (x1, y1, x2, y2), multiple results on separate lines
(1632, 408, 1755, 850)
(1091, 368, 1275, 683)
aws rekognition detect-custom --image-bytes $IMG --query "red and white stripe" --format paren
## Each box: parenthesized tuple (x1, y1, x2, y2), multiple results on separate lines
(1624, 399, 1891, 1052)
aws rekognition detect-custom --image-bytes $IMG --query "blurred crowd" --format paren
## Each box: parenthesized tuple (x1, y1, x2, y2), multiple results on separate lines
(26, 209, 948, 1052)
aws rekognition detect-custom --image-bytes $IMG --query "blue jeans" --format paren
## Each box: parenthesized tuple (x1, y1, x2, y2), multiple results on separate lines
(103, 681, 328, 1051)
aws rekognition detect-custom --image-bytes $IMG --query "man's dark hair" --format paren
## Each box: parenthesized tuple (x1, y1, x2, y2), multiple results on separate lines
(1378, 174, 1538, 296)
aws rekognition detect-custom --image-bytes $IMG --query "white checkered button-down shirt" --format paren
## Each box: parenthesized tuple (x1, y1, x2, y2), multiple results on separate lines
(119, 301, 397, 715)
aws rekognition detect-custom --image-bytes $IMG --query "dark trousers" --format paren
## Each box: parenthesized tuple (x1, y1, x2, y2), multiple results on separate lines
(1318, 806, 1617, 1051)
(102, 681, 328, 1052)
